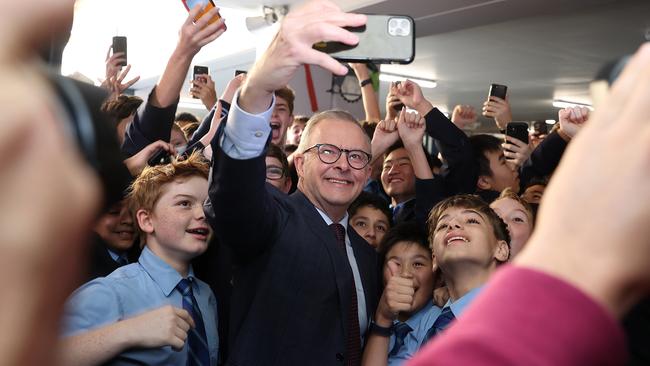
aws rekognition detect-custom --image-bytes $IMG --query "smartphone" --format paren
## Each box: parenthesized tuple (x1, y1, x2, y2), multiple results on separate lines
(505, 122, 529, 145)
(112, 36, 127, 67)
(235, 70, 247, 77)
(193, 65, 209, 82)
(181, 0, 226, 31)
(489, 84, 508, 100)
(313, 15, 415, 64)
(147, 149, 172, 167)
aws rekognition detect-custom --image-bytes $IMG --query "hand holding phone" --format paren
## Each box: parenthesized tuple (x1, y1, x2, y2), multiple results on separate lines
(181, 0, 226, 30)
(505, 122, 529, 145)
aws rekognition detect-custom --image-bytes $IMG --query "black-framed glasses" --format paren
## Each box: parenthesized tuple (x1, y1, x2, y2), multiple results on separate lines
(304, 143, 372, 170)
(266, 165, 285, 180)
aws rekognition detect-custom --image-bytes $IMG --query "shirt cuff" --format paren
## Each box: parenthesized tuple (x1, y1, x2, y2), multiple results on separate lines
(221, 89, 274, 159)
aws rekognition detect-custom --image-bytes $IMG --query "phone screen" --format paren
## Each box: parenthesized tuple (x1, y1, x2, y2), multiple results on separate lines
(183, 0, 225, 29)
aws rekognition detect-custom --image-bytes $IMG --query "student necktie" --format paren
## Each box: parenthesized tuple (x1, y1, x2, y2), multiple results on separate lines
(389, 322, 413, 356)
(330, 223, 361, 366)
(115, 255, 128, 267)
(177, 278, 211, 366)
(421, 306, 455, 346)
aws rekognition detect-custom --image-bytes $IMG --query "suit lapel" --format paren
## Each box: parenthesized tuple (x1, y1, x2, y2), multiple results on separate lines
(289, 191, 354, 340)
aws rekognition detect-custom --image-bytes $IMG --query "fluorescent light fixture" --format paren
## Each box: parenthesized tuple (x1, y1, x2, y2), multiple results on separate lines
(178, 99, 207, 111)
(545, 119, 556, 125)
(379, 72, 437, 88)
(552, 100, 594, 110)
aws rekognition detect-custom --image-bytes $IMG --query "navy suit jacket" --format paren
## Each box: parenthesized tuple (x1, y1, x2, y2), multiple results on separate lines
(205, 141, 380, 366)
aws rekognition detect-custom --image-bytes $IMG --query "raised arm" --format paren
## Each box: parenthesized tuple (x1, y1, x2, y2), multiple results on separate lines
(121, 6, 226, 157)
(206, 0, 367, 259)
(397, 80, 476, 195)
(350, 63, 381, 122)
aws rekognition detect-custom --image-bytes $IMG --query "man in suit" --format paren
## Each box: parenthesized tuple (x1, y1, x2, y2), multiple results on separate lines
(203, 3, 377, 365)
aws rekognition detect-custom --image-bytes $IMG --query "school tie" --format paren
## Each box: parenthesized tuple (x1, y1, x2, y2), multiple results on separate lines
(330, 223, 361, 366)
(421, 306, 455, 346)
(177, 278, 211, 366)
(389, 322, 413, 356)
(392, 205, 402, 222)
(115, 255, 128, 267)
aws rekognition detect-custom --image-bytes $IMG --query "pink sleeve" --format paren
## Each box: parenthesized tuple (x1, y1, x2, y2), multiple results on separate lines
(407, 265, 626, 366)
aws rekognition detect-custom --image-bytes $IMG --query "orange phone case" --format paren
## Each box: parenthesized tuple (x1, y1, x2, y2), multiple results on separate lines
(182, 0, 226, 30)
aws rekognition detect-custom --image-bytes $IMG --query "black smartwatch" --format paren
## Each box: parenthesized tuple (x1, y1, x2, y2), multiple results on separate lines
(360, 78, 373, 88)
(369, 321, 393, 337)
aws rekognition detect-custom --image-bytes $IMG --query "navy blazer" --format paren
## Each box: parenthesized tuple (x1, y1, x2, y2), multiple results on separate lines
(205, 141, 380, 366)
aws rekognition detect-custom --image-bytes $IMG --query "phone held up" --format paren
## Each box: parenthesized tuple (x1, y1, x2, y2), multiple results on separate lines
(489, 83, 508, 100)
(505, 122, 529, 145)
(181, 0, 227, 31)
(191, 65, 209, 98)
(112, 36, 127, 67)
(313, 15, 415, 64)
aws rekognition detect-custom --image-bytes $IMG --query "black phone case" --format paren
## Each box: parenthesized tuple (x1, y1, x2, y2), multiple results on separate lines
(313, 15, 415, 64)
(147, 149, 172, 167)
(489, 84, 508, 100)
(506, 122, 529, 145)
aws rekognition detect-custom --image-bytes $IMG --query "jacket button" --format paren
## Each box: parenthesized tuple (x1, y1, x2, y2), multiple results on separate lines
(336, 353, 344, 362)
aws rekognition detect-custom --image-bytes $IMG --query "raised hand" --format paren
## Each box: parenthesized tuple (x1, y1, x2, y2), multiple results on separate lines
(190, 74, 218, 110)
(221, 72, 247, 104)
(370, 117, 399, 164)
(123, 140, 176, 176)
(502, 135, 532, 169)
(396, 107, 425, 149)
(375, 260, 416, 324)
(482, 96, 512, 130)
(396, 79, 433, 116)
(557, 106, 590, 140)
(240, 0, 367, 114)
(451, 105, 477, 129)
(177, 5, 226, 57)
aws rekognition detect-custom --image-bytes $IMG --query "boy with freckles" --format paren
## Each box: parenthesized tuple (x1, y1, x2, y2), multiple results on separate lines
(62, 153, 219, 366)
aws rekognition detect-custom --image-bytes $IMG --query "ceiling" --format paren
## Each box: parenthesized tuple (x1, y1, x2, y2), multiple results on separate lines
(63, 0, 650, 129)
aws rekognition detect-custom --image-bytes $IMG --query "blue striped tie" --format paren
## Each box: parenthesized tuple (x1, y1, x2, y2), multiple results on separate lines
(421, 306, 455, 346)
(389, 322, 412, 356)
(177, 278, 211, 366)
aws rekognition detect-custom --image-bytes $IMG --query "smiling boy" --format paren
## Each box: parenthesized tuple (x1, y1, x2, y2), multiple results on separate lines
(63, 152, 219, 365)
(420, 194, 510, 345)
(362, 222, 438, 366)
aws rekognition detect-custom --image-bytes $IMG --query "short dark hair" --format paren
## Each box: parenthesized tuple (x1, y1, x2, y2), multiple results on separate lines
(274, 86, 296, 114)
(175, 112, 199, 123)
(101, 95, 143, 125)
(427, 194, 510, 261)
(377, 221, 430, 266)
(283, 144, 299, 155)
(386, 140, 405, 157)
(469, 134, 503, 177)
(523, 176, 549, 191)
(292, 115, 309, 126)
(266, 143, 290, 177)
(349, 191, 392, 226)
